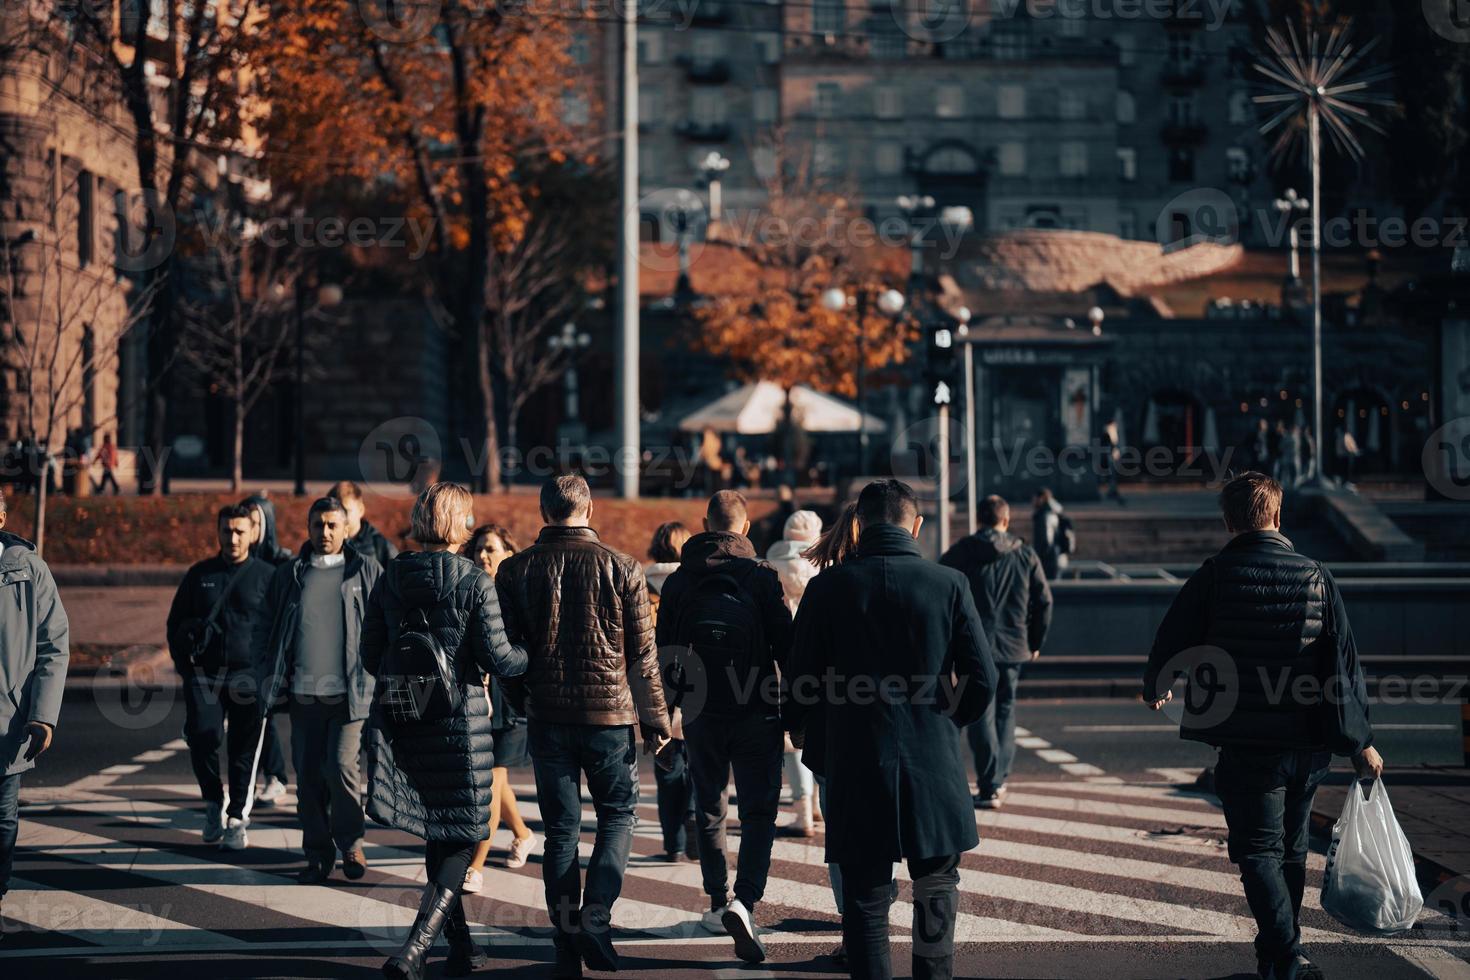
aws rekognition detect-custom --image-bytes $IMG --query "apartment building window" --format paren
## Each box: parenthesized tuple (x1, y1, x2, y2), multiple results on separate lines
(1113, 34, 1135, 66)
(639, 87, 661, 123)
(1227, 146, 1251, 181)
(997, 84, 1026, 119)
(1169, 147, 1195, 182)
(753, 88, 778, 123)
(1060, 142, 1088, 177)
(1059, 11, 1085, 37)
(564, 94, 590, 126)
(874, 85, 901, 119)
(1168, 32, 1196, 66)
(815, 82, 842, 118)
(935, 85, 964, 119)
(754, 32, 781, 65)
(993, 31, 1027, 60)
(693, 34, 724, 66)
(1169, 93, 1197, 125)
(814, 0, 844, 35)
(870, 5, 906, 60)
(1059, 90, 1085, 121)
(1228, 90, 1251, 125)
(1116, 147, 1137, 181)
(638, 32, 663, 65)
(77, 169, 95, 269)
(999, 141, 1026, 176)
(815, 140, 842, 176)
(875, 142, 904, 176)
(1116, 91, 1135, 124)
(692, 90, 728, 125)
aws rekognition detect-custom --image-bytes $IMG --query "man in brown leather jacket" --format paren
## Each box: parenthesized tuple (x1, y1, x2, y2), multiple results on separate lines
(496, 475, 672, 977)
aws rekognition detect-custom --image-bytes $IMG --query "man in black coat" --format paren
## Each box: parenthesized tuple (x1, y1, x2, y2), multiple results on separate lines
(655, 489, 793, 963)
(166, 504, 276, 850)
(1144, 472, 1381, 980)
(787, 480, 996, 980)
(940, 494, 1052, 809)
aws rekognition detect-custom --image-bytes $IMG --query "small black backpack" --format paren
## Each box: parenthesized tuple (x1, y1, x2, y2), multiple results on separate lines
(379, 606, 463, 725)
(668, 569, 765, 715)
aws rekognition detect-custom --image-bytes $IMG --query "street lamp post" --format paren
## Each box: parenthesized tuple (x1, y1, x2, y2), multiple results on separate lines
(698, 151, 730, 226)
(548, 320, 592, 430)
(955, 306, 976, 535)
(822, 285, 905, 475)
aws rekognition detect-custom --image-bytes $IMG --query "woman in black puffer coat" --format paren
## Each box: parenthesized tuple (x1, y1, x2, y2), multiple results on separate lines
(362, 483, 527, 980)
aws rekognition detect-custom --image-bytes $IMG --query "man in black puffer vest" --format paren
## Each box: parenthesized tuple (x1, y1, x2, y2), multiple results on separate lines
(1144, 472, 1381, 980)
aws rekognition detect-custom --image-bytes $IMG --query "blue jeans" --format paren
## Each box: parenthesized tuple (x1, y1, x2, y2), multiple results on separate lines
(968, 662, 1023, 794)
(654, 738, 695, 854)
(1215, 747, 1332, 965)
(529, 721, 639, 942)
(0, 771, 20, 897)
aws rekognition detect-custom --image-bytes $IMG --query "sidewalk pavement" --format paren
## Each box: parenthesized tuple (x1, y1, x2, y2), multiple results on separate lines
(1312, 767, 1470, 887)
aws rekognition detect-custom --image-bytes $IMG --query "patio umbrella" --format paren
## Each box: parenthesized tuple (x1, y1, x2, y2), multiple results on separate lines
(677, 381, 888, 435)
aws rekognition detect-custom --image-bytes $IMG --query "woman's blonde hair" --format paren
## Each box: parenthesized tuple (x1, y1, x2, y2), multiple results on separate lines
(411, 482, 475, 546)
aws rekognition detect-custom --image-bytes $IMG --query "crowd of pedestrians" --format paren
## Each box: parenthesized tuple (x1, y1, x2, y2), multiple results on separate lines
(0, 468, 1388, 980)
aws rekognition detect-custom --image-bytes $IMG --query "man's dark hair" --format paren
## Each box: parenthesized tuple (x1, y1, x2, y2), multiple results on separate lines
(217, 503, 254, 526)
(1219, 471, 1283, 533)
(855, 479, 918, 528)
(706, 490, 748, 532)
(540, 474, 592, 523)
(979, 495, 1010, 528)
(308, 496, 347, 522)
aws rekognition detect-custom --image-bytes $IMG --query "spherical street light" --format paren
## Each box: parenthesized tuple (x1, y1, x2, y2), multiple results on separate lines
(1088, 306, 1105, 335)
(878, 288, 906, 316)
(821, 286, 848, 312)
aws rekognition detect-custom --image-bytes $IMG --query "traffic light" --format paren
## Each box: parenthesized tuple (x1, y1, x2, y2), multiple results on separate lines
(925, 316, 959, 388)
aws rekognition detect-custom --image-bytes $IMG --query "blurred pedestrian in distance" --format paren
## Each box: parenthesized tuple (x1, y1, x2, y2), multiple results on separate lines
(0, 487, 70, 923)
(459, 523, 538, 891)
(787, 479, 996, 980)
(942, 495, 1053, 810)
(242, 493, 293, 565)
(1278, 424, 1303, 489)
(1101, 418, 1126, 505)
(657, 490, 793, 963)
(331, 479, 399, 568)
(165, 503, 275, 850)
(94, 433, 120, 494)
(1251, 418, 1272, 472)
(495, 475, 672, 975)
(645, 520, 698, 865)
(362, 483, 527, 980)
(1144, 471, 1379, 980)
(765, 509, 825, 840)
(239, 494, 293, 801)
(697, 428, 724, 495)
(253, 496, 381, 885)
(1029, 488, 1073, 581)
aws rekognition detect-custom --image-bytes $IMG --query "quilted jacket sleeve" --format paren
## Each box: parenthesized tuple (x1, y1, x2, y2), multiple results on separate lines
(621, 559, 672, 739)
(469, 571, 528, 680)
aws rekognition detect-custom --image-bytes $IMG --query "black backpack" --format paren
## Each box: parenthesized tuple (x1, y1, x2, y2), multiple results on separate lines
(668, 569, 765, 715)
(379, 606, 463, 725)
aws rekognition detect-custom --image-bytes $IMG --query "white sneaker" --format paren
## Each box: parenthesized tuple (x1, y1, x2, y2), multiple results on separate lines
(505, 832, 540, 869)
(256, 777, 287, 806)
(462, 868, 484, 895)
(722, 899, 765, 963)
(222, 816, 248, 851)
(203, 802, 225, 843)
(700, 905, 727, 934)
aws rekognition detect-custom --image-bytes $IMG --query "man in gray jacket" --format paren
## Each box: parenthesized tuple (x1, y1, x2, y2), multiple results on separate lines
(253, 496, 381, 884)
(0, 488, 70, 919)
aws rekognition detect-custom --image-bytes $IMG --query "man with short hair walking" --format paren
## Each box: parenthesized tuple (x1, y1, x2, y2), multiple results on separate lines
(254, 497, 381, 884)
(941, 494, 1052, 809)
(656, 489, 793, 963)
(1145, 471, 1380, 980)
(496, 475, 672, 976)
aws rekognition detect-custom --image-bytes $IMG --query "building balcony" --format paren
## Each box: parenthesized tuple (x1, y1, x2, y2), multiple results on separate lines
(675, 120, 732, 141)
(1161, 121, 1209, 145)
(1160, 61, 1206, 86)
(674, 54, 731, 84)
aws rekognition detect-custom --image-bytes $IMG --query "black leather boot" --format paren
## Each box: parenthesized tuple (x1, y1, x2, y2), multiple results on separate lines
(383, 882, 457, 980)
(442, 901, 488, 977)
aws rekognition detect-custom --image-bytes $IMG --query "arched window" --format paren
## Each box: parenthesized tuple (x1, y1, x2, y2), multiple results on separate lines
(924, 145, 978, 174)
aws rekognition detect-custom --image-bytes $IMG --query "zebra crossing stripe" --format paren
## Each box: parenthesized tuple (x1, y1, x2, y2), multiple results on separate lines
(999, 791, 1229, 830)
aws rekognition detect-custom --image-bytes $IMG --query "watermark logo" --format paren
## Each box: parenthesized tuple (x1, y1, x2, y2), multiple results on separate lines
(113, 190, 178, 274)
(1156, 188, 1239, 252)
(1424, 0, 1470, 43)
(92, 648, 177, 732)
(903, 0, 973, 44)
(658, 643, 710, 727)
(1423, 418, 1470, 500)
(633, 188, 708, 275)
(889, 414, 967, 503)
(1423, 875, 1470, 936)
(357, 0, 441, 43)
(1154, 644, 1239, 732)
(358, 416, 443, 499)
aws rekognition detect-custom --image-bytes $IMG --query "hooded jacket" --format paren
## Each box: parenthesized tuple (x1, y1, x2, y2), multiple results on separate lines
(655, 530, 794, 720)
(166, 554, 275, 676)
(940, 528, 1053, 664)
(348, 518, 399, 569)
(245, 495, 294, 566)
(0, 531, 70, 777)
(362, 549, 527, 841)
(764, 510, 822, 614)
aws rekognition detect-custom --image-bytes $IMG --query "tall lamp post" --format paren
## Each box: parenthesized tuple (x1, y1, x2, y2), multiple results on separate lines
(955, 306, 976, 535)
(697, 151, 730, 227)
(548, 320, 593, 436)
(822, 285, 905, 475)
(293, 279, 342, 497)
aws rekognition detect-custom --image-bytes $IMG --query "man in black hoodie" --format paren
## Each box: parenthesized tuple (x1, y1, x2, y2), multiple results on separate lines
(940, 494, 1052, 809)
(166, 504, 276, 850)
(656, 489, 793, 964)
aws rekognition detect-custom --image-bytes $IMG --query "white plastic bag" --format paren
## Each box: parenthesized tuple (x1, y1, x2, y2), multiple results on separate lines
(1321, 779, 1423, 933)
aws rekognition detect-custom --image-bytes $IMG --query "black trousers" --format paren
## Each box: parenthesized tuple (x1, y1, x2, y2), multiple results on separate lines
(181, 672, 262, 821)
(685, 712, 783, 910)
(838, 853, 961, 980)
(426, 839, 479, 891)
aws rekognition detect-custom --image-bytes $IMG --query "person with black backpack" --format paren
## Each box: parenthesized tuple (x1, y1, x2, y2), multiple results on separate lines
(166, 504, 275, 851)
(1030, 488, 1073, 580)
(655, 489, 793, 964)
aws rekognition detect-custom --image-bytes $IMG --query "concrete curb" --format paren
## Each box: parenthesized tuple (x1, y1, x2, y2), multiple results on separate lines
(63, 645, 175, 702)
(53, 565, 185, 588)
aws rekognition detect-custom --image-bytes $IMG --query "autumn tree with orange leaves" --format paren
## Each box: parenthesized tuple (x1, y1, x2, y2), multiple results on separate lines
(256, 0, 596, 488)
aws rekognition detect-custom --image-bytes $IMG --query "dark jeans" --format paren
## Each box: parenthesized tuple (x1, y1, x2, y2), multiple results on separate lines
(839, 853, 961, 980)
(654, 738, 695, 854)
(0, 771, 20, 897)
(968, 662, 1024, 795)
(685, 711, 783, 910)
(182, 672, 263, 821)
(426, 839, 479, 891)
(261, 710, 289, 782)
(1215, 747, 1332, 965)
(816, 775, 842, 915)
(529, 721, 639, 940)
(289, 696, 365, 858)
